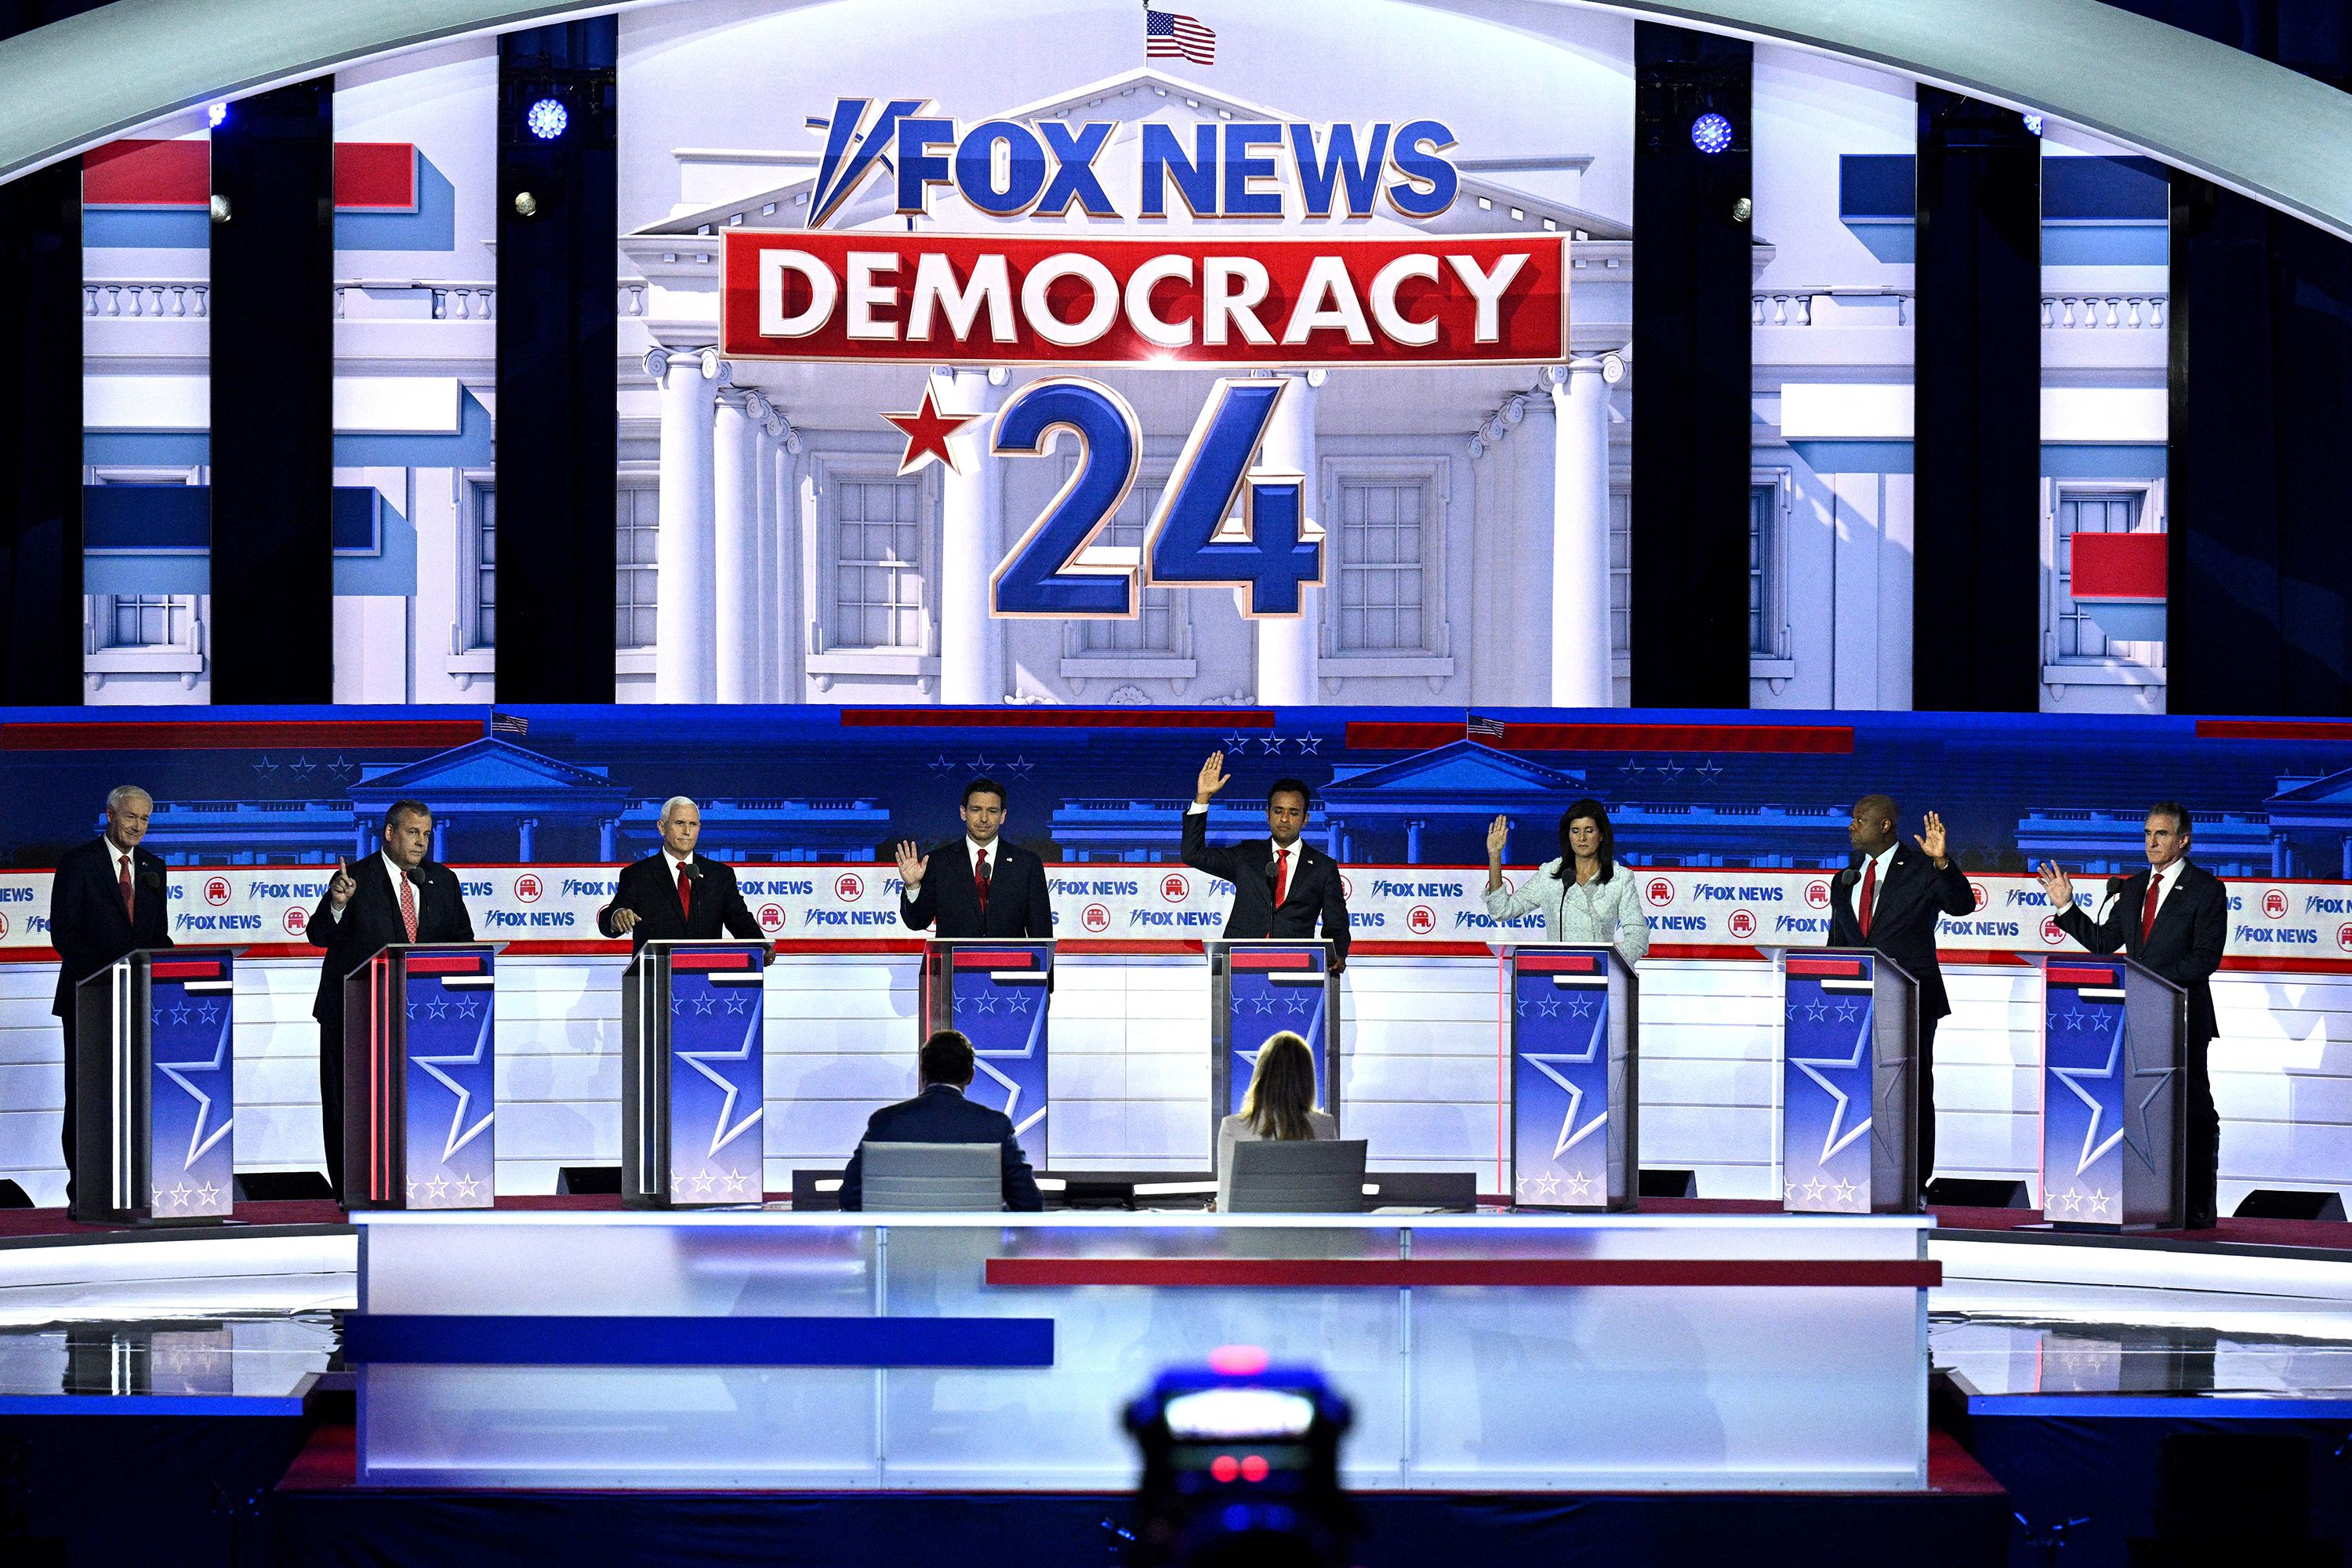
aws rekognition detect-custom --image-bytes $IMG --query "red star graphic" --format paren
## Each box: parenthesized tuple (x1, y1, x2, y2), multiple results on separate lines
(880, 387, 980, 475)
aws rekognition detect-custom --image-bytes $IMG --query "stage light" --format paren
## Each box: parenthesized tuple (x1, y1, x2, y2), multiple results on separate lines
(525, 97, 569, 140)
(513, 191, 540, 219)
(2023, 113, 2045, 137)
(1732, 196, 1752, 223)
(206, 103, 228, 130)
(1690, 112, 1733, 154)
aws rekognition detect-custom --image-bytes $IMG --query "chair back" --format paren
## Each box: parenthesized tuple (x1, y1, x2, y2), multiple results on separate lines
(1225, 1138, 1369, 1214)
(858, 1141, 1002, 1211)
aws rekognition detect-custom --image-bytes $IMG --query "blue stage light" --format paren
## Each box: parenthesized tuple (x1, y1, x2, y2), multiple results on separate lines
(1690, 112, 1733, 154)
(2023, 113, 2045, 136)
(525, 98, 569, 140)
(206, 103, 228, 129)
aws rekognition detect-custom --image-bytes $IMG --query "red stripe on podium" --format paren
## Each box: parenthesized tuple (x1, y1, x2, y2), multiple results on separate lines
(985, 1258, 1941, 1288)
(150, 960, 223, 979)
(402, 953, 486, 975)
(952, 950, 1037, 967)
(1784, 957, 1864, 977)
(2046, 967, 2120, 986)
(1229, 952, 1314, 970)
(670, 950, 763, 971)
(1515, 953, 1601, 973)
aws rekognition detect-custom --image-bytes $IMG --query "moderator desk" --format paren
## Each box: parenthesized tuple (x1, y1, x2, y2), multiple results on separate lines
(345, 1209, 1936, 1492)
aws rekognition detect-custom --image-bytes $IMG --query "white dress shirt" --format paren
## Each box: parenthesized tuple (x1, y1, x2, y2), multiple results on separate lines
(1856, 843, 1899, 926)
(2141, 857, 2185, 926)
(664, 848, 695, 896)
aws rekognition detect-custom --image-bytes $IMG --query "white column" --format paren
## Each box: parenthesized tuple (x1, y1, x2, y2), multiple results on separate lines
(1551, 358, 1617, 706)
(713, 388, 764, 704)
(930, 367, 1007, 704)
(1507, 389, 1557, 705)
(776, 425, 814, 700)
(1255, 368, 1323, 706)
(650, 347, 723, 702)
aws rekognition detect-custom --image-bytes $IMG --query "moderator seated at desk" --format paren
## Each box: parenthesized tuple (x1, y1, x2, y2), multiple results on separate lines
(837, 1029, 1043, 1212)
(1216, 1029, 1338, 1211)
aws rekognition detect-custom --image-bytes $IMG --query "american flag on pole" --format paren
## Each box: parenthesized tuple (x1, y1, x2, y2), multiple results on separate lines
(491, 712, 529, 737)
(1466, 713, 1508, 740)
(1146, 5, 1216, 65)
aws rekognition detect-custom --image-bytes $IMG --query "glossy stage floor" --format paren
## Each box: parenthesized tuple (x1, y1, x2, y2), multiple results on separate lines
(1, 1197, 2347, 1566)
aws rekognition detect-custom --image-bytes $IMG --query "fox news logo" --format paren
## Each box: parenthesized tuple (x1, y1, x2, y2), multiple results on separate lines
(804, 99, 1461, 227)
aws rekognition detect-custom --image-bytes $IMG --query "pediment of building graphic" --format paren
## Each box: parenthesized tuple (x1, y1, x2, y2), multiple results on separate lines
(348, 739, 622, 800)
(1321, 739, 1586, 801)
(2267, 768, 2352, 808)
(624, 66, 1626, 249)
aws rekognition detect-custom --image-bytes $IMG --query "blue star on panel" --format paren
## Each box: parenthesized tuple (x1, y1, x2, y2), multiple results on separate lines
(1788, 1018, 1877, 1164)
(1834, 1000, 1861, 1023)
(2050, 1031, 2126, 1176)
(169, 1004, 194, 1025)
(1250, 994, 1278, 1015)
(1001, 992, 1029, 1014)
(693, 993, 717, 1015)
(1294, 735, 1323, 754)
(1536, 996, 1561, 1017)
(1805, 1000, 1829, 1022)
(672, 995, 691, 1016)
(1519, 998, 1544, 1018)
(724, 993, 751, 1015)
(456, 996, 482, 1019)
(1564, 995, 1597, 1018)
(197, 1003, 221, 1025)
(972, 993, 1000, 1014)
(1285, 994, 1312, 1014)
(425, 997, 450, 1020)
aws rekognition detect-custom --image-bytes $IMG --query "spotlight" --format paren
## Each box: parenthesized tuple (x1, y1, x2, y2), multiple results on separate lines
(525, 97, 569, 140)
(206, 103, 229, 130)
(209, 194, 230, 224)
(512, 191, 540, 219)
(2022, 113, 2045, 137)
(1690, 112, 1733, 154)
(1731, 196, 1752, 223)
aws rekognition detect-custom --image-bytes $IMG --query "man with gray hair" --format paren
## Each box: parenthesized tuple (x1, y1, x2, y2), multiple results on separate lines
(49, 786, 172, 1207)
(597, 796, 764, 951)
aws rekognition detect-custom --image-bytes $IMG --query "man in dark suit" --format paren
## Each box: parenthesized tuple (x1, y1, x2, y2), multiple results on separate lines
(49, 785, 173, 1207)
(837, 1030, 1043, 1211)
(307, 799, 475, 1199)
(1181, 753, 1350, 971)
(597, 796, 764, 949)
(2038, 801, 2230, 1228)
(896, 776, 1052, 939)
(1826, 794, 1975, 1197)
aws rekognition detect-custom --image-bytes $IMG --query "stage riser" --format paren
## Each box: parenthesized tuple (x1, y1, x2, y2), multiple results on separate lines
(5, 954, 2350, 1210)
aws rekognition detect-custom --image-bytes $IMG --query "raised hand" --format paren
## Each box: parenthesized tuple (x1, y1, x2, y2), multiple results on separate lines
(1486, 814, 1509, 861)
(2036, 859, 2076, 915)
(1915, 809, 1949, 865)
(893, 838, 929, 888)
(327, 858, 357, 910)
(1196, 751, 1232, 804)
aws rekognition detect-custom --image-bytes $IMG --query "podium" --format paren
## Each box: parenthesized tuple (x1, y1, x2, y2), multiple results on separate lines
(920, 939, 1054, 1171)
(622, 939, 771, 1209)
(343, 942, 503, 1211)
(1207, 939, 1339, 1167)
(1505, 945, 1638, 1210)
(1777, 949, 1918, 1214)
(2038, 955, 2186, 1230)
(71, 947, 239, 1225)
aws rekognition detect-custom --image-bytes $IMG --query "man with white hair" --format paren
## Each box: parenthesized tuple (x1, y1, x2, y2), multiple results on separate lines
(49, 785, 172, 1207)
(597, 796, 764, 951)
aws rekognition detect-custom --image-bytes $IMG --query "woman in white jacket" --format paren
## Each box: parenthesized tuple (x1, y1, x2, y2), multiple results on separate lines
(1482, 798, 1650, 962)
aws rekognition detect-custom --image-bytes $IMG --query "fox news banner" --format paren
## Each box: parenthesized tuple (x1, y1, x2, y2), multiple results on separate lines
(0, 865, 2345, 961)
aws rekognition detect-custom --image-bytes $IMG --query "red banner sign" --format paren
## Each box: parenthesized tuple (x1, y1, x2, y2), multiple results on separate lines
(720, 231, 1567, 366)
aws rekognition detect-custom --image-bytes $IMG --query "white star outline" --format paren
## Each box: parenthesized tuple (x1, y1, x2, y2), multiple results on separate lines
(2049, 1003, 2129, 1177)
(409, 982, 495, 1163)
(1788, 985, 1876, 1165)
(964, 967, 1052, 1138)
(676, 978, 765, 1160)
(154, 982, 235, 1173)
(1519, 982, 1610, 1161)
(1233, 976, 1327, 1098)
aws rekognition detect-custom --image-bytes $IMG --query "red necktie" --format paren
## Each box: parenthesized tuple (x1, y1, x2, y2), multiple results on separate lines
(1857, 856, 1876, 937)
(678, 863, 692, 922)
(1274, 847, 1290, 909)
(974, 848, 990, 913)
(2140, 873, 2162, 943)
(118, 852, 134, 922)
(400, 871, 418, 943)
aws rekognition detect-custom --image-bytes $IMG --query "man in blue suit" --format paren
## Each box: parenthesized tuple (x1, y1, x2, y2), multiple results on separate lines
(837, 1030, 1044, 1211)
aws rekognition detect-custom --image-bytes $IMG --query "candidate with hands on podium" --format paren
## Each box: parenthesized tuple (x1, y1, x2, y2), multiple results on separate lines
(2036, 802, 2229, 1228)
(598, 796, 764, 949)
(1182, 752, 1349, 971)
(896, 776, 1053, 939)
(307, 799, 475, 1198)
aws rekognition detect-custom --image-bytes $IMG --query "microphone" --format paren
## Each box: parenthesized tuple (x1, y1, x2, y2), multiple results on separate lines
(405, 864, 430, 888)
(137, 866, 163, 891)
(681, 858, 709, 884)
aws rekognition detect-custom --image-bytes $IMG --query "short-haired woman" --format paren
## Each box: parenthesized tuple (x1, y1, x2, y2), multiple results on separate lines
(1215, 1029, 1337, 1211)
(1482, 797, 1650, 961)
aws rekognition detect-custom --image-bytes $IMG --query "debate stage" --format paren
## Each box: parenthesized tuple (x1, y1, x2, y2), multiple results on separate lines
(2, 1196, 2348, 1566)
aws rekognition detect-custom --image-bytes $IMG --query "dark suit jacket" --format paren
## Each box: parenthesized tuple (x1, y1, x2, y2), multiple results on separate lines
(50, 837, 172, 1016)
(837, 1083, 1044, 1211)
(306, 857, 477, 1021)
(2053, 860, 2227, 1045)
(1826, 843, 1976, 1022)
(898, 839, 1052, 938)
(1180, 809, 1351, 964)
(596, 853, 764, 949)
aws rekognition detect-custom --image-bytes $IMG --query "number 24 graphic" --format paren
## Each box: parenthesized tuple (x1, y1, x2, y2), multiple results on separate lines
(989, 377, 1323, 619)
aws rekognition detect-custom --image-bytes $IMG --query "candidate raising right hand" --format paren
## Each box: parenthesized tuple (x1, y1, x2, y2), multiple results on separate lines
(1196, 751, 1232, 805)
(894, 839, 930, 889)
(326, 858, 357, 911)
(1486, 815, 1510, 862)
(2036, 859, 2077, 916)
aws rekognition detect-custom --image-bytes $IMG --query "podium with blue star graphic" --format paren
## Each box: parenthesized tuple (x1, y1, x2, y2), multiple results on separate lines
(1207, 939, 1340, 1167)
(343, 943, 503, 1211)
(920, 939, 1054, 1171)
(2038, 956, 2185, 1230)
(1777, 949, 1918, 1214)
(71, 947, 240, 1225)
(622, 940, 771, 1208)
(1507, 945, 1638, 1210)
